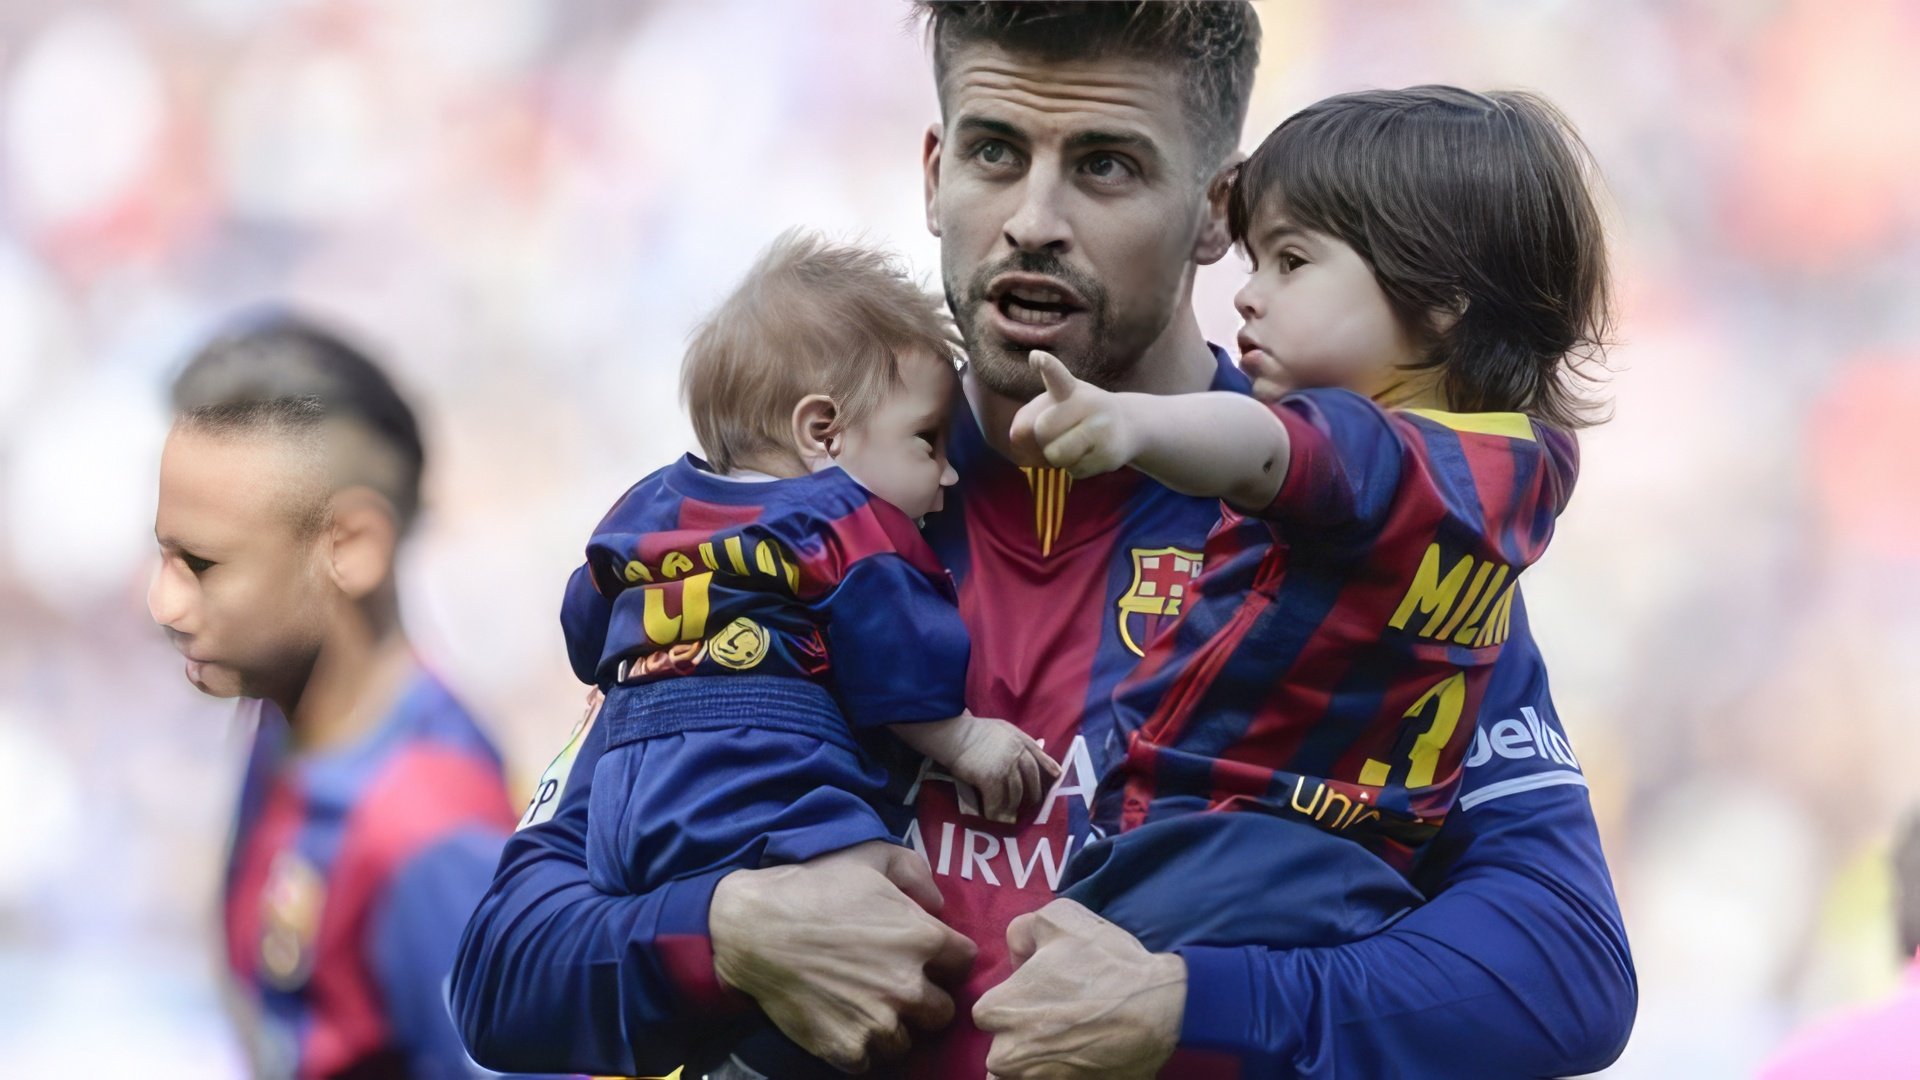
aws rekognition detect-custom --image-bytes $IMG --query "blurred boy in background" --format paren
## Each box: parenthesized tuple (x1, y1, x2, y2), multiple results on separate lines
(148, 312, 526, 1079)
(1761, 809, 1920, 1078)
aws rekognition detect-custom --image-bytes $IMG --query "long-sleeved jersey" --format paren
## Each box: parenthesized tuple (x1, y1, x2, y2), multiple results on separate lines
(450, 348, 1636, 1079)
(226, 666, 520, 1079)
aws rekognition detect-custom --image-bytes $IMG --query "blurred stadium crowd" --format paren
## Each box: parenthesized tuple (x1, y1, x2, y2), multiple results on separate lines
(0, 1, 1915, 1075)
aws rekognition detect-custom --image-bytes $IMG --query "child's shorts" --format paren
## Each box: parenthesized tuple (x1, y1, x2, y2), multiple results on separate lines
(585, 674, 906, 897)
(1058, 806, 1425, 952)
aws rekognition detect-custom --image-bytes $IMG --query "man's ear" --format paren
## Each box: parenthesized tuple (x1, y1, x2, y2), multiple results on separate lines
(1193, 154, 1246, 267)
(791, 394, 840, 468)
(923, 123, 944, 238)
(325, 487, 398, 601)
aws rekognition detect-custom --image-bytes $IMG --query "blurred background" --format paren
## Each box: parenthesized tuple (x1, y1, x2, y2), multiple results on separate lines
(0, 0, 1915, 1075)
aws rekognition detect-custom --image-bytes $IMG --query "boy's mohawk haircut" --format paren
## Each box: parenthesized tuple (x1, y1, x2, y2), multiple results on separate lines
(911, 1, 1261, 172)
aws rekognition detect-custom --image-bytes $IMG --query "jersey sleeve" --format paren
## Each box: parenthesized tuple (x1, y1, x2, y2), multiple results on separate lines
(1166, 594, 1636, 1078)
(1260, 388, 1407, 551)
(371, 826, 566, 1079)
(821, 553, 970, 730)
(449, 707, 752, 1076)
(560, 561, 614, 686)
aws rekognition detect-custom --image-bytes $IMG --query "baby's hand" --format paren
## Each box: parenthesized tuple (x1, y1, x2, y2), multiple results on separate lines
(1009, 350, 1141, 479)
(946, 715, 1063, 824)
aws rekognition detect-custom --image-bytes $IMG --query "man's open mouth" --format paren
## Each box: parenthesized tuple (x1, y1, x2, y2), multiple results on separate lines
(998, 285, 1078, 327)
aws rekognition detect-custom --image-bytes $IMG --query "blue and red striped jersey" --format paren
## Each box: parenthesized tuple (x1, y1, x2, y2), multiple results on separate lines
(561, 455, 969, 729)
(1105, 387, 1579, 871)
(224, 665, 519, 1079)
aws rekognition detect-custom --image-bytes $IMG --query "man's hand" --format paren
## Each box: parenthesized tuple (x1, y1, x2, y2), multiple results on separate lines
(709, 841, 975, 1073)
(1009, 351, 1143, 478)
(974, 899, 1186, 1080)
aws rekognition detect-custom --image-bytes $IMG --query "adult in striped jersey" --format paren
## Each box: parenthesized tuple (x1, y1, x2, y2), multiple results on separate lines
(150, 314, 543, 1079)
(452, 5, 1636, 1078)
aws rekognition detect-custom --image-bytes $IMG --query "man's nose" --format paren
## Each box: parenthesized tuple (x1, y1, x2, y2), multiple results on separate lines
(1003, 170, 1072, 255)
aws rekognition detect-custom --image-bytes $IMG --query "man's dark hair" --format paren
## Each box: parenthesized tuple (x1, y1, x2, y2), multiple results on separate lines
(171, 309, 428, 533)
(1229, 85, 1613, 429)
(912, 1, 1261, 176)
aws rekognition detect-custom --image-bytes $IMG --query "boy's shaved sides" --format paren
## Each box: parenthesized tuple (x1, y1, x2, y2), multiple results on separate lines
(911, 1, 1261, 175)
(172, 311, 429, 532)
(174, 397, 333, 537)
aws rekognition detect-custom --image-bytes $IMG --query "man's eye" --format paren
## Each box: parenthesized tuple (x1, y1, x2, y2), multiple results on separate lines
(183, 553, 214, 574)
(1083, 153, 1135, 182)
(974, 140, 1017, 167)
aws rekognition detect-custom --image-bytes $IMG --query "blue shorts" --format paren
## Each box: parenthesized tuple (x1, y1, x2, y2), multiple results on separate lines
(585, 675, 906, 897)
(1059, 807, 1425, 952)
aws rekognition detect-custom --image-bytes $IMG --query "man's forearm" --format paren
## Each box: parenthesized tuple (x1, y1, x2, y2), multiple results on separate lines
(1172, 786, 1636, 1078)
(1124, 392, 1290, 511)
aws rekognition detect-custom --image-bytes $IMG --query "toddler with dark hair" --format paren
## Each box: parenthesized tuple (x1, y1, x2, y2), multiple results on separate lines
(1015, 86, 1611, 950)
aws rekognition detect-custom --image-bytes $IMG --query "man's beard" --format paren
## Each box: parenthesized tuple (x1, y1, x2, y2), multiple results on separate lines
(946, 250, 1134, 399)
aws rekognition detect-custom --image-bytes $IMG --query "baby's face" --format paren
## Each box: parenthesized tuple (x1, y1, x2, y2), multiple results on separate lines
(834, 347, 960, 521)
(1231, 202, 1423, 403)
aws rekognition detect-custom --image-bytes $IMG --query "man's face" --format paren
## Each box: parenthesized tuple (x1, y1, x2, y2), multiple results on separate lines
(925, 47, 1214, 398)
(148, 426, 333, 703)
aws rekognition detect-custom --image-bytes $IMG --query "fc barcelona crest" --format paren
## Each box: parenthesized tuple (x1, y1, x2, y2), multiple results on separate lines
(1117, 546, 1203, 656)
(258, 849, 325, 991)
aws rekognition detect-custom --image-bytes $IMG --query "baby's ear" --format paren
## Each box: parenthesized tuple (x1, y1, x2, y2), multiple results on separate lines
(791, 394, 840, 462)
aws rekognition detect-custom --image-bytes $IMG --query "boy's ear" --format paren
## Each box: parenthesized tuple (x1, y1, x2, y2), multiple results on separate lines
(325, 487, 398, 601)
(1193, 154, 1246, 267)
(1427, 293, 1470, 338)
(791, 394, 840, 464)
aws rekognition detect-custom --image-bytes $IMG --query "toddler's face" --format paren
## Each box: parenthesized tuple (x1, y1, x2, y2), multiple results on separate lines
(1231, 203, 1422, 403)
(833, 347, 960, 521)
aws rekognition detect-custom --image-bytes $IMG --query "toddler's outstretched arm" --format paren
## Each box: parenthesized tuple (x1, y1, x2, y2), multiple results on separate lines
(1010, 350, 1290, 511)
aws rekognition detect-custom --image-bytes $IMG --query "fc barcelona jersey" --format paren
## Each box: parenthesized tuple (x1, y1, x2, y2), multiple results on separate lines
(561, 456, 970, 729)
(902, 346, 1254, 1080)
(224, 666, 518, 1079)
(1106, 388, 1579, 872)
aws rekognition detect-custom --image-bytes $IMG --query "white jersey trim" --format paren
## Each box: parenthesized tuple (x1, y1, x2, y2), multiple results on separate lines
(1459, 769, 1588, 810)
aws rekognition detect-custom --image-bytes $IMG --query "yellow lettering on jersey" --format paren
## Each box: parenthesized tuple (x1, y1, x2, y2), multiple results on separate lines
(1390, 544, 1517, 645)
(697, 542, 718, 571)
(723, 534, 749, 575)
(660, 551, 696, 580)
(641, 573, 712, 644)
(622, 559, 653, 584)
(1389, 544, 1476, 635)
(1403, 672, 1467, 789)
(1451, 564, 1510, 646)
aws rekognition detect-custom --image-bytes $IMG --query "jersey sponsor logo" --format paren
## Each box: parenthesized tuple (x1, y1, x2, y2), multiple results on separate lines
(707, 616, 769, 671)
(1020, 466, 1073, 556)
(1463, 705, 1580, 772)
(1117, 546, 1204, 656)
(518, 696, 598, 830)
(902, 734, 1099, 891)
(1387, 543, 1517, 648)
(257, 849, 324, 991)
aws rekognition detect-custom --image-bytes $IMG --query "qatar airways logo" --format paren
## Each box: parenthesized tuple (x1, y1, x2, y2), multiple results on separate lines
(901, 733, 1099, 892)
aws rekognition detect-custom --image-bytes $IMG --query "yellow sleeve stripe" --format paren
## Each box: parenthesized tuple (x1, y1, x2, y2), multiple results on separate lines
(1400, 408, 1536, 441)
